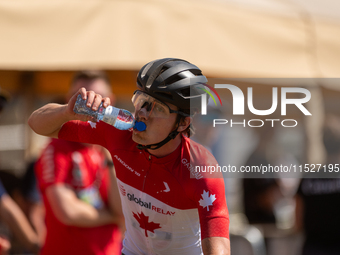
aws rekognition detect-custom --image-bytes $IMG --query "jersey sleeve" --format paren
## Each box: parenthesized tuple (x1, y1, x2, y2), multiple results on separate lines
(35, 142, 71, 192)
(183, 138, 230, 240)
(59, 120, 120, 149)
(193, 174, 229, 240)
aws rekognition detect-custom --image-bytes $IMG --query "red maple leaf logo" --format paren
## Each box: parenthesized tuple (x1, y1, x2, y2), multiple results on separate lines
(132, 211, 161, 237)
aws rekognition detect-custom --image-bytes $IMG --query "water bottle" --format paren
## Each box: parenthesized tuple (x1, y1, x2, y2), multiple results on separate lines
(73, 94, 146, 131)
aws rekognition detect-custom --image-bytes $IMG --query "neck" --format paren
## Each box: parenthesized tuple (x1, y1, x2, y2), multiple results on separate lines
(147, 135, 182, 158)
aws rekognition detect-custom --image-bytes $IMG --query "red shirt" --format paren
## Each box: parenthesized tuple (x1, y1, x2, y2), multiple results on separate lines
(59, 120, 229, 255)
(35, 139, 121, 255)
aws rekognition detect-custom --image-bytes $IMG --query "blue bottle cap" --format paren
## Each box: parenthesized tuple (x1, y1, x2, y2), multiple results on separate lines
(134, 121, 146, 131)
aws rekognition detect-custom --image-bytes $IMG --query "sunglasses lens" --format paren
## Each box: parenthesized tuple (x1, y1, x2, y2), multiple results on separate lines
(151, 102, 170, 118)
(132, 91, 171, 118)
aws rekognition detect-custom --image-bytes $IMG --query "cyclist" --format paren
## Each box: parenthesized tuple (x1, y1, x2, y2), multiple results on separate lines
(29, 58, 230, 255)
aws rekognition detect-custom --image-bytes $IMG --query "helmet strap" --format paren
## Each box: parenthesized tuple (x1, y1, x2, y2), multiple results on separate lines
(136, 130, 179, 150)
(136, 120, 182, 150)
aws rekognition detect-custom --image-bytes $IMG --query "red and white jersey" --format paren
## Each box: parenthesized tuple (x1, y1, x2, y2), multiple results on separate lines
(35, 139, 122, 255)
(59, 120, 229, 255)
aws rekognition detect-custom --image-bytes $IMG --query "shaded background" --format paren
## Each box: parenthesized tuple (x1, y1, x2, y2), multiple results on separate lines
(0, 0, 340, 254)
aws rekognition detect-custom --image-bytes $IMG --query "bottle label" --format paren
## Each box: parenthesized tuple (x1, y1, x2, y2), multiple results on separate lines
(114, 109, 135, 130)
(102, 106, 119, 126)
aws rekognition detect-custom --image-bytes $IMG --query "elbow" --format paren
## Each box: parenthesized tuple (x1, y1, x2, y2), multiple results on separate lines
(28, 112, 39, 135)
(53, 208, 77, 226)
(56, 212, 75, 226)
(27, 114, 35, 132)
(28, 111, 60, 138)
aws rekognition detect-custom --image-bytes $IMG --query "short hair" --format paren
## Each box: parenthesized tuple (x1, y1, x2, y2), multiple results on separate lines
(71, 70, 111, 87)
(176, 109, 195, 138)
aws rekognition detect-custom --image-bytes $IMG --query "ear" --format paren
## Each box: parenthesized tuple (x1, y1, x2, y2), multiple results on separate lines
(177, 117, 192, 132)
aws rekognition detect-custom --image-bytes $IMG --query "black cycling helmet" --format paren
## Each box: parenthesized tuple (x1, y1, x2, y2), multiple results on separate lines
(136, 58, 208, 112)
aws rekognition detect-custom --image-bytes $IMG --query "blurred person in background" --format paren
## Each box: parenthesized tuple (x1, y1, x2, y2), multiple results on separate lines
(34, 71, 123, 255)
(18, 161, 46, 246)
(295, 114, 340, 255)
(0, 87, 40, 254)
(242, 126, 283, 225)
(0, 181, 40, 255)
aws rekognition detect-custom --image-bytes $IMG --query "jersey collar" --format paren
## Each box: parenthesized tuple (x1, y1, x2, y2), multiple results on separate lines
(142, 136, 184, 164)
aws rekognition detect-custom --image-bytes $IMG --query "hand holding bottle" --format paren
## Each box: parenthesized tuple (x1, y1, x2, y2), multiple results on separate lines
(73, 94, 146, 131)
(67, 88, 111, 122)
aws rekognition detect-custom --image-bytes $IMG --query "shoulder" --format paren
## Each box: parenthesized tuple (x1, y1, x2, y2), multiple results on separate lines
(45, 138, 82, 153)
(182, 136, 218, 167)
(36, 139, 83, 168)
(179, 136, 221, 181)
(60, 120, 133, 148)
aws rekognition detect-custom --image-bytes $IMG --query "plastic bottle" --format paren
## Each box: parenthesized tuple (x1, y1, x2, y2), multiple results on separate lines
(73, 94, 146, 131)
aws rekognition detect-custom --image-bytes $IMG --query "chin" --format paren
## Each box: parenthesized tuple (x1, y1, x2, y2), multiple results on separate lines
(132, 133, 161, 147)
(131, 133, 139, 143)
(132, 133, 145, 144)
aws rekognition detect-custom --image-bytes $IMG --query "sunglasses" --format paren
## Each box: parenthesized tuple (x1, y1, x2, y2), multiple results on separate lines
(131, 90, 189, 119)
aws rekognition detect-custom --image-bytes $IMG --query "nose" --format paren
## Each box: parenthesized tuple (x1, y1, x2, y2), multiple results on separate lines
(136, 107, 149, 120)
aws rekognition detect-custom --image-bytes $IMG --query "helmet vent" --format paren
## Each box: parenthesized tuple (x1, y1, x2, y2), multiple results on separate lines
(163, 74, 185, 86)
(155, 91, 173, 100)
(141, 62, 153, 78)
(159, 66, 169, 75)
(179, 88, 190, 97)
(191, 69, 203, 76)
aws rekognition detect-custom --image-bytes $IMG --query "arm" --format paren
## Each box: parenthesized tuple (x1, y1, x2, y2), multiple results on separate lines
(28, 88, 111, 138)
(189, 156, 230, 255)
(46, 184, 118, 227)
(28, 103, 72, 138)
(202, 237, 230, 255)
(0, 194, 40, 254)
(29, 202, 46, 245)
(107, 166, 125, 233)
(108, 167, 124, 218)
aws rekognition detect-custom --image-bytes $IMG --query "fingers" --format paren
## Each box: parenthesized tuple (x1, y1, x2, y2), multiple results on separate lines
(79, 87, 88, 100)
(102, 97, 110, 108)
(77, 88, 111, 111)
(86, 91, 101, 110)
(67, 87, 112, 122)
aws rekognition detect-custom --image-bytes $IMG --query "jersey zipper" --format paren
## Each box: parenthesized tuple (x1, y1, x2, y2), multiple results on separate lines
(142, 154, 152, 191)
(142, 153, 154, 254)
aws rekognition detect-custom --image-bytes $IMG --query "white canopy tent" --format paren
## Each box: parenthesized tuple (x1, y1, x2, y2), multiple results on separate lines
(0, 0, 339, 78)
